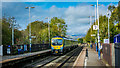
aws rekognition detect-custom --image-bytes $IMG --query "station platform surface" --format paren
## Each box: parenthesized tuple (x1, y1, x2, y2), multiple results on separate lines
(73, 47, 106, 68)
(0, 49, 51, 63)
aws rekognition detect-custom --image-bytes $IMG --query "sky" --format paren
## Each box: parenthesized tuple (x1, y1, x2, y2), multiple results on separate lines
(2, 0, 120, 2)
(1, 1, 119, 38)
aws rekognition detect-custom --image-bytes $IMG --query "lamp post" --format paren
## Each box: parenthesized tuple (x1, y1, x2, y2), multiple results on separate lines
(107, 10, 110, 43)
(91, 4, 97, 51)
(25, 7, 35, 52)
(45, 17, 50, 47)
(97, 0, 101, 60)
(88, 16, 94, 47)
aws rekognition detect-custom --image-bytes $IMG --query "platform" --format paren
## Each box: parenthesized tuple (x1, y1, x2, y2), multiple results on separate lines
(0, 49, 51, 63)
(73, 47, 107, 68)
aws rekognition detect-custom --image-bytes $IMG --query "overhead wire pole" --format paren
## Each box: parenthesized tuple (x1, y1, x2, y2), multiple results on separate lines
(97, 0, 101, 60)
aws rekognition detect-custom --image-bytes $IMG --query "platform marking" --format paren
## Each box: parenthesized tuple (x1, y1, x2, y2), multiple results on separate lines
(84, 57, 87, 68)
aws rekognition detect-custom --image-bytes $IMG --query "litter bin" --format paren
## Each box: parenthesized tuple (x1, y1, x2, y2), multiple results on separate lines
(114, 34, 120, 68)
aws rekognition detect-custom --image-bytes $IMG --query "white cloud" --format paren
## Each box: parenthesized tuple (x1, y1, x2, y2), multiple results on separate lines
(64, 5, 107, 35)
(2, 2, 113, 36)
(29, 4, 109, 36)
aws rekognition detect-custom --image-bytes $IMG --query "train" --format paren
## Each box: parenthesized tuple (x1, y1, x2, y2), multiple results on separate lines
(51, 36, 78, 54)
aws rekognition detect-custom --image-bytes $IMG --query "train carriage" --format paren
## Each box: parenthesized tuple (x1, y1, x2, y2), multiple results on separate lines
(51, 36, 78, 54)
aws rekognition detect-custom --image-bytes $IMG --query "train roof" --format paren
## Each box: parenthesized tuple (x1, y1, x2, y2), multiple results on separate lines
(52, 36, 64, 38)
(52, 36, 77, 41)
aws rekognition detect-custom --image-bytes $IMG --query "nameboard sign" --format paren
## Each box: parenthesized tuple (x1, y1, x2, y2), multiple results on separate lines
(104, 39, 109, 44)
(0, 45, 3, 56)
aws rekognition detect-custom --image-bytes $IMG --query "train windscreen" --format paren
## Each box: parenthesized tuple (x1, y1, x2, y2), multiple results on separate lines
(52, 39, 63, 45)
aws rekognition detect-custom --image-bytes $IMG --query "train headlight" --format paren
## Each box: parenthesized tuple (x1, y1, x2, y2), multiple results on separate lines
(51, 47, 54, 49)
(60, 47, 63, 49)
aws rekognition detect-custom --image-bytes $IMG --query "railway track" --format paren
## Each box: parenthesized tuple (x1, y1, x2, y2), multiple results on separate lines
(2, 46, 82, 68)
(24, 46, 83, 68)
(44, 46, 83, 68)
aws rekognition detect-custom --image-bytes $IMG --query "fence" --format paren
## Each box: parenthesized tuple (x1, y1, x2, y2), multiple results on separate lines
(3, 44, 50, 55)
(102, 43, 112, 66)
(114, 43, 120, 67)
(92, 43, 115, 66)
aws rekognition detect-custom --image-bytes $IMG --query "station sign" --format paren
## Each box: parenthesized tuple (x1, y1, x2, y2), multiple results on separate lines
(91, 34, 96, 36)
(104, 39, 109, 44)
(7, 48, 11, 54)
(0, 45, 3, 56)
(31, 36, 36, 38)
(93, 25, 98, 30)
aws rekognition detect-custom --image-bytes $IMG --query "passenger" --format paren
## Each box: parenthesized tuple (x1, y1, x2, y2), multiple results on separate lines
(86, 48, 88, 57)
(100, 44, 103, 54)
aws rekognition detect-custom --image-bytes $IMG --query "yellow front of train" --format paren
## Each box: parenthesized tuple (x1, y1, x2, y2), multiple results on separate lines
(51, 37, 64, 54)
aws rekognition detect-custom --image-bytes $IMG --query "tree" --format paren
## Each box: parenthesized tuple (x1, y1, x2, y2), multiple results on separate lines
(50, 17, 67, 37)
(2, 16, 23, 45)
(108, 5, 116, 13)
(85, 5, 119, 43)
(77, 38, 83, 43)
(24, 17, 67, 44)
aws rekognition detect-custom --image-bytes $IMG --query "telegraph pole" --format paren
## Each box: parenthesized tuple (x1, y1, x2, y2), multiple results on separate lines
(11, 17, 16, 45)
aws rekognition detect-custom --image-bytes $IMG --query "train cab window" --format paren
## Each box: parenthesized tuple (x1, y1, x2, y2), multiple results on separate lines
(52, 39, 63, 45)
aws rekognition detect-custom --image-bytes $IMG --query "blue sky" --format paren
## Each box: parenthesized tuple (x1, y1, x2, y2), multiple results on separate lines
(2, 2, 119, 37)
(2, 0, 120, 2)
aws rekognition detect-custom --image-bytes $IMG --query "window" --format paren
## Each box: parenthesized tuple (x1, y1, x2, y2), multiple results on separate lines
(52, 39, 63, 45)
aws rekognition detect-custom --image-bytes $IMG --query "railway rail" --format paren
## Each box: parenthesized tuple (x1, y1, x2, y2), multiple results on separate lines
(24, 46, 83, 68)
(1, 46, 83, 68)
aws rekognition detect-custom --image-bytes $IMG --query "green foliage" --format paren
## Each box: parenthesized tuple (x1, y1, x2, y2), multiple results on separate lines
(23, 17, 67, 44)
(85, 5, 120, 43)
(108, 5, 115, 13)
(2, 16, 67, 45)
(77, 38, 83, 43)
(50, 17, 67, 37)
(2, 17, 22, 45)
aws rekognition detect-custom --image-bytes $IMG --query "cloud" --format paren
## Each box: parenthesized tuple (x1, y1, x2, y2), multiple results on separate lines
(2, 2, 115, 36)
(64, 5, 107, 35)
